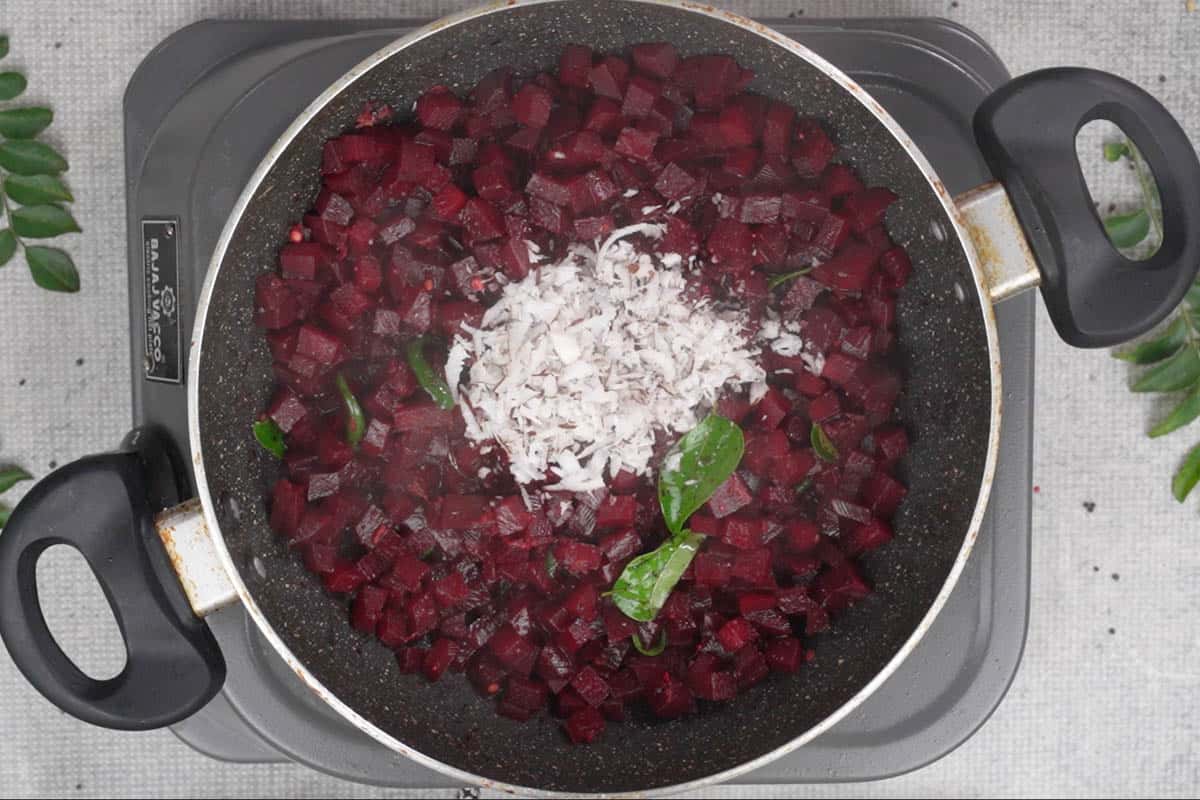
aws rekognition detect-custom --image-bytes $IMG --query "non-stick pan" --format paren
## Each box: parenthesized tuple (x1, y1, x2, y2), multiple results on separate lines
(3, 1, 1198, 796)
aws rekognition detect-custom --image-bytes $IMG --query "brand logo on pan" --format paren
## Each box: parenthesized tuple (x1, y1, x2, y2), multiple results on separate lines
(142, 219, 182, 384)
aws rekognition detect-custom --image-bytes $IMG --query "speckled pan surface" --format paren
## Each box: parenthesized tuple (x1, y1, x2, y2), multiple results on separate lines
(194, 1, 992, 794)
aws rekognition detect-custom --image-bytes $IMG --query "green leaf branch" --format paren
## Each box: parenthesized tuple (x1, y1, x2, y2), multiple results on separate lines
(0, 34, 80, 292)
(0, 465, 32, 529)
(1106, 139, 1200, 500)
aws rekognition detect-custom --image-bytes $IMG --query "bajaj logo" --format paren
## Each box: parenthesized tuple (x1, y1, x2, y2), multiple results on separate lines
(142, 219, 181, 384)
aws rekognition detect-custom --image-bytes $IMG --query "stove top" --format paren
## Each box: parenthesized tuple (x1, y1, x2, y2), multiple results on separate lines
(124, 17, 1032, 788)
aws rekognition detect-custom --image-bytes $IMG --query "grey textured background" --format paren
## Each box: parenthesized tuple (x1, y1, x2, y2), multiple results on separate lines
(1, 1, 1198, 798)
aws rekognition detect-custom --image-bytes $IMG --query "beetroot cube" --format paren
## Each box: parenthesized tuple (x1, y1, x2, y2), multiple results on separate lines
(750, 387, 789, 430)
(554, 541, 603, 576)
(684, 55, 745, 110)
(718, 102, 757, 148)
(395, 139, 436, 183)
(766, 637, 803, 673)
(723, 516, 766, 550)
(785, 520, 821, 553)
(732, 547, 773, 586)
(653, 161, 701, 202)
(433, 571, 470, 609)
(588, 56, 630, 100)
(565, 706, 606, 743)
(430, 183, 468, 221)
(279, 242, 331, 280)
(707, 218, 755, 270)
(526, 171, 574, 207)
(537, 644, 576, 692)
(723, 147, 759, 179)
(564, 583, 599, 622)
(688, 513, 723, 538)
(594, 495, 637, 529)
(846, 518, 894, 556)
(762, 101, 795, 155)
(269, 478, 306, 537)
(863, 472, 908, 518)
(267, 388, 307, 434)
(423, 638, 459, 682)
(813, 241, 880, 294)
(809, 391, 840, 423)
(821, 353, 862, 390)
(461, 197, 506, 242)
(489, 625, 537, 674)
(631, 42, 679, 79)
(738, 193, 781, 225)
(879, 245, 912, 289)
(294, 323, 343, 365)
(324, 560, 365, 594)
(599, 527, 641, 563)
(570, 665, 611, 708)
(499, 675, 548, 721)
(415, 86, 463, 131)
(388, 554, 430, 593)
(791, 119, 835, 177)
(646, 672, 693, 719)
(716, 617, 757, 652)
(350, 584, 388, 633)
(734, 646, 769, 690)
(439, 495, 491, 530)
(376, 607, 410, 647)
(693, 551, 733, 588)
(559, 44, 593, 88)
(614, 125, 659, 162)
(686, 654, 737, 701)
(844, 186, 898, 233)
(583, 96, 624, 135)
(874, 425, 909, 463)
(622, 74, 661, 118)
(813, 561, 872, 612)
(514, 83, 554, 129)
(468, 655, 507, 697)
(471, 66, 514, 111)
(707, 472, 752, 518)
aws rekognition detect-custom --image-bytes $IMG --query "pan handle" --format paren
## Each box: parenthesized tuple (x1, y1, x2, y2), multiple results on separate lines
(0, 428, 225, 730)
(974, 67, 1200, 347)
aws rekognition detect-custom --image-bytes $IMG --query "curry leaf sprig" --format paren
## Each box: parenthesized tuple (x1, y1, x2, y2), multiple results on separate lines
(609, 414, 744, 622)
(0, 35, 80, 292)
(1106, 139, 1200, 501)
(0, 464, 32, 529)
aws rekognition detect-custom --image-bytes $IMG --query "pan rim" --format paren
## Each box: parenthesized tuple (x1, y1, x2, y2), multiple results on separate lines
(187, 1, 1003, 795)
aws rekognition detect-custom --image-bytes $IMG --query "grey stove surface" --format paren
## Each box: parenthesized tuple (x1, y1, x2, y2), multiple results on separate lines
(124, 17, 1033, 788)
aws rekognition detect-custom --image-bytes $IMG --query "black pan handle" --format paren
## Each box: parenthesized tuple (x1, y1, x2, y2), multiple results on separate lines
(975, 67, 1200, 347)
(0, 428, 225, 730)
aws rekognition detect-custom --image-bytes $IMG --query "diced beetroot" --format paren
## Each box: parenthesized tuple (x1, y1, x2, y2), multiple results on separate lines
(718, 102, 757, 148)
(631, 42, 678, 79)
(707, 473, 752, 518)
(750, 387, 789, 430)
(762, 101, 795, 155)
(565, 705, 606, 743)
(514, 83, 554, 129)
(791, 119, 835, 177)
(269, 478, 306, 537)
(843, 187, 898, 233)
(422, 637, 459, 682)
(723, 516, 765, 550)
(614, 125, 659, 162)
(294, 324, 343, 366)
(813, 561, 872, 612)
(693, 551, 733, 588)
(583, 96, 623, 136)
(821, 352, 862, 389)
(279, 242, 332, 281)
(499, 675, 548, 722)
(388, 554, 431, 593)
(765, 637, 803, 673)
(603, 603, 639, 642)
(593, 495, 637, 529)
(686, 655, 737, 701)
(653, 161, 702, 201)
(588, 56, 630, 100)
(716, 617, 757, 652)
(570, 665, 611, 707)
(558, 44, 593, 88)
(415, 86, 463, 131)
(324, 560, 365, 594)
(863, 471, 908, 519)
(688, 513, 723, 538)
(731, 547, 773, 586)
(645, 671, 693, 719)
(439, 495, 491, 530)
(845, 518, 894, 556)
(554, 540, 603, 576)
(681, 54, 745, 110)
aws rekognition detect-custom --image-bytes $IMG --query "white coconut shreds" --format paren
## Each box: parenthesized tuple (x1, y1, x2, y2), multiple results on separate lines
(757, 307, 825, 376)
(447, 223, 767, 491)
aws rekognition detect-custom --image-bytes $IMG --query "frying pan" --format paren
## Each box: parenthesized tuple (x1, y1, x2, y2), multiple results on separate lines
(2, 1, 1198, 795)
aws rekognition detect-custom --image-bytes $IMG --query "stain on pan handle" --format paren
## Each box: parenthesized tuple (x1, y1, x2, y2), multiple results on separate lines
(975, 67, 1200, 348)
(0, 427, 225, 730)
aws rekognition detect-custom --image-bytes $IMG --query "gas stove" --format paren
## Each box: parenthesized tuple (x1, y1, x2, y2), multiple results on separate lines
(124, 17, 1032, 789)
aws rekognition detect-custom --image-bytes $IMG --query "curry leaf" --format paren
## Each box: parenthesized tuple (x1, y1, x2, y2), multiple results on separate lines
(767, 267, 813, 291)
(0, 107, 52, 139)
(0, 140, 67, 175)
(610, 530, 704, 622)
(0, 466, 31, 494)
(1103, 209, 1150, 249)
(0, 504, 9, 529)
(1150, 382, 1200, 438)
(0, 37, 9, 60)
(406, 339, 455, 410)
(11, 204, 79, 238)
(631, 629, 668, 656)
(252, 419, 285, 459)
(24, 246, 78, 292)
(811, 422, 839, 462)
(1103, 141, 1130, 162)
(0, 228, 15, 266)
(1131, 345, 1200, 393)
(0, 72, 26, 101)
(5, 174, 71, 205)
(657, 413, 744, 535)
(1172, 443, 1200, 502)
(335, 374, 366, 447)
(1114, 317, 1187, 364)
